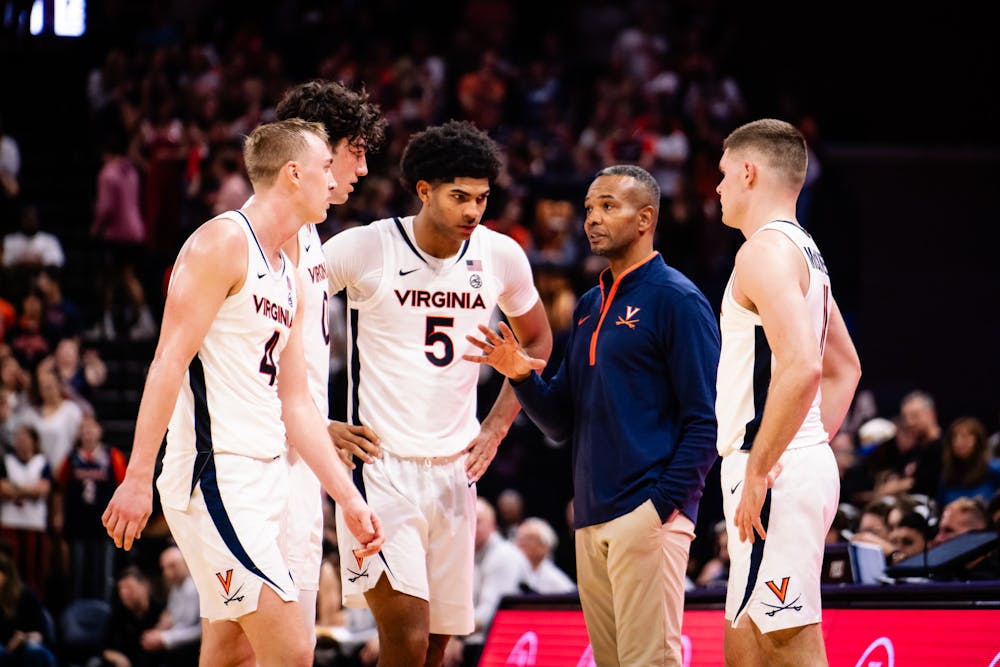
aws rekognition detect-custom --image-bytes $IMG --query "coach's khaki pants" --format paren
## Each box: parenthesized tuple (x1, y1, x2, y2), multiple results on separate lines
(576, 499, 695, 667)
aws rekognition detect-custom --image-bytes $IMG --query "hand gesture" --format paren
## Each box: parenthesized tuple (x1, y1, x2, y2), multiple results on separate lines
(102, 475, 153, 551)
(463, 322, 546, 381)
(328, 421, 381, 469)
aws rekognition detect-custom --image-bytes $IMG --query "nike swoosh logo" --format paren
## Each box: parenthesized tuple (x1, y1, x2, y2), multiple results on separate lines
(577, 315, 591, 326)
(304, 243, 312, 251)
(730, 480, 742, 494)
(468, 480, 476, 488)
(399, 268, 420, 276)
(257, 271, 267, 279)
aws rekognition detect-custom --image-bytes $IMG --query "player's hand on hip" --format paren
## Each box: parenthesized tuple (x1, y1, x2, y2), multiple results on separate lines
(463, 322, 546, 382)
(342, 497, 383, 557)
(102, 476, 152, 551)
(328, 420, 381, 468)
(464, 425, 503, 485)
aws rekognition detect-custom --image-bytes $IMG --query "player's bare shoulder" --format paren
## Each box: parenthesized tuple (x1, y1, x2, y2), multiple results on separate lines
(170, 216, 248, 293)
(736, 230, 801, 278)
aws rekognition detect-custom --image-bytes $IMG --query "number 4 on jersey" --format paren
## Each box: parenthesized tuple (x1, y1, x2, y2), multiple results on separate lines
(259, 330, 279, 385)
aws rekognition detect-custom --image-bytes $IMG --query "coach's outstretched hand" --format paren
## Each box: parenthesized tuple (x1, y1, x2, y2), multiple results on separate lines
(463, 322, 546, 382)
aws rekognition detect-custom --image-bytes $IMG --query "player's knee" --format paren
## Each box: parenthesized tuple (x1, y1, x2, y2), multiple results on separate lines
(760, 625, 803, 652)
(286, 645, 315, 667)
(382, 626, 430, 662)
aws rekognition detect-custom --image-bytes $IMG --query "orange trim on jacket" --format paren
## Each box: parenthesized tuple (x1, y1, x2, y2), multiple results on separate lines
(589, 251, 659, 365)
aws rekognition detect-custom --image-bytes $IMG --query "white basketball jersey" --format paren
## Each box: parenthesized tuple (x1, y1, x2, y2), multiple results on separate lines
(296, 224, 331, 414)
(716, 220, 831, 457)
(324, 216, 538, 458)
(159, 211, 297, 510)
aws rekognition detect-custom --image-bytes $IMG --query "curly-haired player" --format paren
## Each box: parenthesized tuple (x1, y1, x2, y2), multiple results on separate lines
(322, 120, 552, 666)
(262, 79, 387, 651)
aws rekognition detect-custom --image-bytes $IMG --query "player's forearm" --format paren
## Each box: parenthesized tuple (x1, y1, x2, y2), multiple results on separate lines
(284, 398, 362, 505)
(746, 362, 820, 478)
(126, 357, 188, 482)
(480, 382, 522, 439)
(820, 368, 861, 438)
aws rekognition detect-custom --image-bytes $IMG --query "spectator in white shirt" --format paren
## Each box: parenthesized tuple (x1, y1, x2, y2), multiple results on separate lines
(2, 203, 64, 270)
(141, 545, 202, 666)
(514, 517, 577, 594)
(20, 368, 82, 473)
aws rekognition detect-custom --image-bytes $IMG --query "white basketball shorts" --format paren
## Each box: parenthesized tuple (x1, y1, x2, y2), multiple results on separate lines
(162, 452, 297, 622)
(283, 450, 324, 591)
(336, 450, 476, 636)
(722, 443, 839, 633)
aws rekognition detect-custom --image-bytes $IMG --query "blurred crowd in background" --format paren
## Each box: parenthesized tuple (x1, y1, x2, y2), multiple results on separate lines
(1, 1, 998, 665)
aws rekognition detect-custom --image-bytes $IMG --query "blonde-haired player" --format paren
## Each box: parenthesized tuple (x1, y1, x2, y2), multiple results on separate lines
(103, 119, 383, 667)
(715, 118, 861, 667)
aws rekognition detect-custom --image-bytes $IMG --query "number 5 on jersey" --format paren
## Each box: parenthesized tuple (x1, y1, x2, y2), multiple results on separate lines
(425, 317, 454, 367)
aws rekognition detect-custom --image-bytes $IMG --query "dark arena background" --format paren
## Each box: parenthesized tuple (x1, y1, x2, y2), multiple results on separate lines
(1, 2, 998, 666)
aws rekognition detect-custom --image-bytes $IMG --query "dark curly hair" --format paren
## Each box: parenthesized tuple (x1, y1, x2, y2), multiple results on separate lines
(399, 120, 502, 192)
(276, 79, 386, 154)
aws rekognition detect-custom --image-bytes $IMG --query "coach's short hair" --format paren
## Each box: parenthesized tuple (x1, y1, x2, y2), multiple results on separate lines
(596, 164, 661, 214)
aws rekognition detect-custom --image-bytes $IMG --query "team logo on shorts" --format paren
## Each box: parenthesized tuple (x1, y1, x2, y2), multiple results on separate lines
(766, 576, 790, 603)
(215, 568, 246, 605)
(347, 549, 370, 583)
(761, 576, 802, 617)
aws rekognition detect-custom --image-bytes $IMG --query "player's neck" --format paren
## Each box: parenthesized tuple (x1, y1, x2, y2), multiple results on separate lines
(412, 213, 463, 259)
(742, 210, 799, 239)
(741, 192, 799, 239)
(242, 196, 301, 264)
(281, 231, 301, 267)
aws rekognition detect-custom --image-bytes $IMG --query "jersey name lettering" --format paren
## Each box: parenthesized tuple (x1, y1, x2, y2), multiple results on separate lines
(394, 289, 487, 310)
(803, 246, 829, 275)
(307, 263, 327, 283)
(253, 295, 293, 327)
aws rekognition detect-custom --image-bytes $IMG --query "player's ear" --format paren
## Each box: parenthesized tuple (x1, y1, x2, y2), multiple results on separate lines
(415, 179, 432, 203)
(284, 160, 300, 186)
(743, 160, 756, 187)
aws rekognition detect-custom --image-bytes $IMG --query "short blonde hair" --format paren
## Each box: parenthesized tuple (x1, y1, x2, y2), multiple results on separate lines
(243, 118, 328, 187)
(723, 118, 807, 191)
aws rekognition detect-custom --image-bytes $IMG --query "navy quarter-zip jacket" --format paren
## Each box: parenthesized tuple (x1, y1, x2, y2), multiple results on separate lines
(513, 252, 720, 528)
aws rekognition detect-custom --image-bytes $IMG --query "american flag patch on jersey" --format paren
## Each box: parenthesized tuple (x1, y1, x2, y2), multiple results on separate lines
(466, 259, 482, 271)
